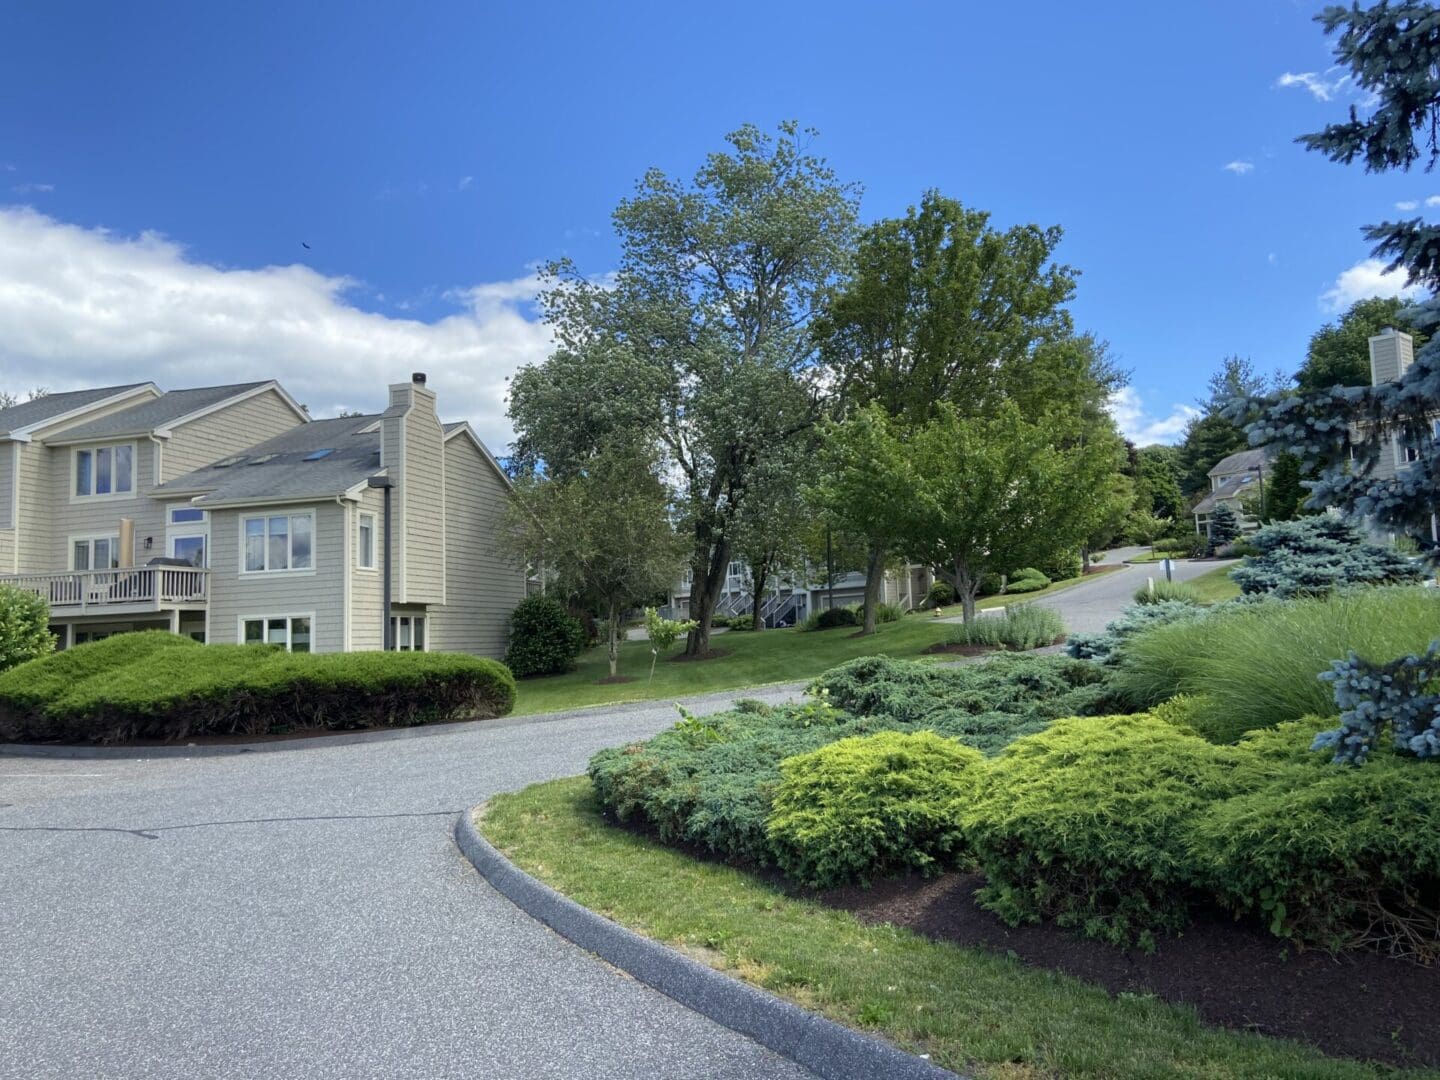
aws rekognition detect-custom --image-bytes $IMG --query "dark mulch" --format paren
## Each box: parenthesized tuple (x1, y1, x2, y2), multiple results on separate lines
(819, 871, 1440, 1068)
(668, 648, 732, 663)
(1082, 563, 1124, 576)
(596, 675, 637, 685)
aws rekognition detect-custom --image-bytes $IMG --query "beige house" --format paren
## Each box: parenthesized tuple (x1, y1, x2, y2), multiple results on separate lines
(0, 374, 524, 655)
(1191, 447, 1272, 536)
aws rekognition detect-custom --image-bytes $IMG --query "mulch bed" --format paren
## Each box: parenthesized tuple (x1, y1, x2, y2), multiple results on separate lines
(596, 675, 637, 685)
(668, 648, 732, 663)
(818, 871, 1440, 1068)
(1081, 563, 1124, 576)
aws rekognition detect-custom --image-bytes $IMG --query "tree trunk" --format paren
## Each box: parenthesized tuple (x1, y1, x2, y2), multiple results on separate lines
(750, 555, 770, 632)
(685, 537, 730, 656)
(955, 557, 978, 624)
(606, 599, 619, 678)
(860, 541, 886, 635)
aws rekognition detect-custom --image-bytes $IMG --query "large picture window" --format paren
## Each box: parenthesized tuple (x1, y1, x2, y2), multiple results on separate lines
(242, 511, 314, 573)
(74, 443, 135, 498)
(242, 615, 312, 652)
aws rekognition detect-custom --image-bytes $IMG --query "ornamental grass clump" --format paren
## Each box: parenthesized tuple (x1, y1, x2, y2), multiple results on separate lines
(946, 604, 1064, 652)
(768, 731, 983, 888)
(1130, 579, 1202, 606)
(1114, 587, 1440, 743)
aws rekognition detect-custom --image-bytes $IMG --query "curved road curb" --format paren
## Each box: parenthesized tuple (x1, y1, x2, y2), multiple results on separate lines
(454, 807, 961, 1080)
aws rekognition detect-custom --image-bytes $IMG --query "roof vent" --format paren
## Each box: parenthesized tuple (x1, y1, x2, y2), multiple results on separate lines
(412, 372, 427, 385)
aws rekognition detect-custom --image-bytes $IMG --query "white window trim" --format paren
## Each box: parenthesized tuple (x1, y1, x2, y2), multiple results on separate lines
(389, 613, 428, 652)
(357, 511, 377, 571)
(69, 441, 140, 503)
(238, 612, 317, 652)
(238, 508, 317, 577)
(69, 532, 123, 571)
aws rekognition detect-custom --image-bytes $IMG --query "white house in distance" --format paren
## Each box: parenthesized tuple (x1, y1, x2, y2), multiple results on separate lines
(0, 373, 525, 654)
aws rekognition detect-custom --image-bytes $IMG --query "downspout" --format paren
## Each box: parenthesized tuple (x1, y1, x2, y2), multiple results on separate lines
(368, 476, 395, 649)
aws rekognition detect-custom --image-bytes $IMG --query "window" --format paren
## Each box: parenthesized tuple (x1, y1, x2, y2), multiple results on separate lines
(242, 615, 312, 652)
(242, 511, 314, 572)
(170, 507, 205, 524)
(357, 512, 376, 569)
(72, 535, 120, 571)
(74, 443, 135, 497)
(171, 535, 207, 567)
(390, 615, 425, 651)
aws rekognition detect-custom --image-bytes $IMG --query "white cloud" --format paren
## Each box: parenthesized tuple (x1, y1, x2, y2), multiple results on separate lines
(1276, 69, 1350, 102)
(1426, 196, 1440, 208)
(1397, 199, 1420, 211)
(1222, 161, 1254, 175)
(1107, 387, 1200, 446)
(458, 175, 474, 192)
(12, 182, 53, 194)
(0, 207, 556, 452)
(1319, 257, 1425, 313)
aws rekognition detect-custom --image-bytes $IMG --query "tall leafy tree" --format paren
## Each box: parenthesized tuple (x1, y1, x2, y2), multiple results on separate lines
(498, 445, 686, 679)
(1133, 444, 1186, 520)
(728, 445, 811, 631)
(1236, 3, 1440, 548)
(509, 122, 859, 655)
(1298, 295, 1428, 390)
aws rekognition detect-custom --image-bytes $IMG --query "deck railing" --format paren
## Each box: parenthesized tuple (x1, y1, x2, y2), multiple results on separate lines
(0, 567, 209, 611)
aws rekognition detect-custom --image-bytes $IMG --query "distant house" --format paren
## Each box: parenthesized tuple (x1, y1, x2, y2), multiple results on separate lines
(1192, 447, 1272, 536)
(0, 373, 525, 654)
(664, 560, 934, 627)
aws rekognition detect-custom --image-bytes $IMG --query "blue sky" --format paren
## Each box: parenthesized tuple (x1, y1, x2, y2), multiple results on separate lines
(0, 0, 1428, 449)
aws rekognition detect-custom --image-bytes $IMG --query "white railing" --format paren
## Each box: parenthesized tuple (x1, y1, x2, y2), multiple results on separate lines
(0, 567, 209, 611)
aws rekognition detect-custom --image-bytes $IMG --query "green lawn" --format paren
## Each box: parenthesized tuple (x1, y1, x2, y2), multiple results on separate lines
(482, 779, 1426, 1080)
(1186, 562, 1243, 604)
(510, 573, 1098, 716)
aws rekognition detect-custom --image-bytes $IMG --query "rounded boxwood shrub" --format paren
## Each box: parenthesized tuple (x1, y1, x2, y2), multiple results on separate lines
(0, 632, 515, 743)
(927, 581, 955, 607)
(1189, 717, 1440, 960)
(0, 584, 54, 673)
(810, 605, 860, 631)
(768, 731, 983, 888)
(1004, 568, 1051, 594)
(504, 595, 586, 677)
(961, 713, 1242, 950)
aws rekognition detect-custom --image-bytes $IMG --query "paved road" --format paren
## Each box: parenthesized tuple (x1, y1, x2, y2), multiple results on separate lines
(0, 686, 813, 1080)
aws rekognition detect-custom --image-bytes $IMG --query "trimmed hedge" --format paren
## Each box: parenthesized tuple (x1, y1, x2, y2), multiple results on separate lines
(768, 731, 983, 887)
(504, 595, 586, 677)
(961, 713, 1244, 950)
(0, 632, 515, 743)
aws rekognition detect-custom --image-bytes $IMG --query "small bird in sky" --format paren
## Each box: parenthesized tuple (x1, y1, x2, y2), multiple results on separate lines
(301, 241, 311, 250)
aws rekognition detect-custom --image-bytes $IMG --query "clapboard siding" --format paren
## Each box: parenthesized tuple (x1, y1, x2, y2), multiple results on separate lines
(348, 485, 386, 651)
(427, 436, 524, 658)
(162, 388, 306, 480)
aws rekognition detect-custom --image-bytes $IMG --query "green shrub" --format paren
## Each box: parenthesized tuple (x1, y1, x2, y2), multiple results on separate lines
(1065, 600, 1209, 664)
(1035, 551, 1082, 581)
(589, 699, 863, 865)
(0, 633, 515, 743)
(806, 605, 860, 631)
(947, 604, 1064, 652)
(962, 714, 1244, 950)
(768, 731, 984, 887)
(1114, 587, 1440, 743)
(1189, 718, 1440, 960)
(1153, 534, 1208, 558)
(0, 631, 199, 738)
(1148, 693, 1211, 737)
(875, 602, 904, 624)
(1003, 568, 1051, 594)
(977, 572, 1004, 597)
(1130, 579, 1202, 606)
(504, 595, 586, 677)
(926, 581, 955, 607)
(810, 653, 1116, 756)
(710, 615, 731, 629)
(1231, 516, 1423, 597)
(726, 614, 754, 631)
(0, 584, 54, 673)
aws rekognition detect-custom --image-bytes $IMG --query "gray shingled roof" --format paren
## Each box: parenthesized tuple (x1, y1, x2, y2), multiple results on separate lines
(44, 382, 275, 444)
(1193, 472, 1261, 516)
(1207, 446, 1272, 479)
(0, 384, 151, 436)
(155, 415, 384, 505)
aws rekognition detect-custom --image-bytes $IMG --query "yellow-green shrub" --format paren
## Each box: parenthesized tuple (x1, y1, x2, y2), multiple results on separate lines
(767, 731, 984, 887)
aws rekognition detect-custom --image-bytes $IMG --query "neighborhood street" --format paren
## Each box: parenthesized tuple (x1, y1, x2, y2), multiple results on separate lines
(0, 559, 1227, 1080)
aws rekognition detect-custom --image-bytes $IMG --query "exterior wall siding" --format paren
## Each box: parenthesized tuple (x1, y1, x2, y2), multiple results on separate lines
(402, 391, 446, 604)
(427, 436, 524, 658)
(348, 486, 386, 651)
(0, 442, 12, 530)
(160, 389, 305, 480)
(206, 502, 347, 652)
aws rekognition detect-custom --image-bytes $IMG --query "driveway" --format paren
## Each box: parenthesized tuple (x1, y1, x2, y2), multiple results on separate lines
(0, 685, 813, 1080)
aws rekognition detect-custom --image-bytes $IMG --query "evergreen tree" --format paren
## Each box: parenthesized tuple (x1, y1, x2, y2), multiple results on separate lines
(1207, 503, 1239, 554)
(1265, 452, 1306, 522)
(1236, 4, 1440, 549)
